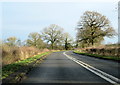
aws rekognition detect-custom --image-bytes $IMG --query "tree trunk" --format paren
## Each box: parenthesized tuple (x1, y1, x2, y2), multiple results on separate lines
(65, 38, 68, 50)
(91, 30, 94, 46)
(51, 43, 54, 49)
(91, 40, 94, 46)
(65, 43, 68, 50)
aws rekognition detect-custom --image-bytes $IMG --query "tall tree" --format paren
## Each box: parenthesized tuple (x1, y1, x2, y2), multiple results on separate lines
(42, 24, 63, 49)
(63, 33, 73, 50)
(76, 11, 116, 47)
(27, 32, 45, 49)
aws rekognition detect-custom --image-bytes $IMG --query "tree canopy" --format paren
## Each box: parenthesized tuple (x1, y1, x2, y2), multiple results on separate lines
(42, 24, 64, 49)
(76, 11, 116, 47)
(27, 32, 45, 49)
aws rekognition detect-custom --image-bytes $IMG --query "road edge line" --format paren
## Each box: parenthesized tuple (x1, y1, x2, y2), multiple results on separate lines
(63, 51, 120, 85)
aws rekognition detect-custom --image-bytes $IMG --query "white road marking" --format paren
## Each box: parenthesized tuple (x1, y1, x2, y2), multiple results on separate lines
(63, 51, 120, 85)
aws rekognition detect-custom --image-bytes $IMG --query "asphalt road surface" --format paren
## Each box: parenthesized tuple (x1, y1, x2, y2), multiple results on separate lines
(21, 51, 120, 85)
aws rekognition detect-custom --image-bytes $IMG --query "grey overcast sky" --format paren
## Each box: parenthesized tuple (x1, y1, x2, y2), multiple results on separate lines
(0, 0, 118, 44)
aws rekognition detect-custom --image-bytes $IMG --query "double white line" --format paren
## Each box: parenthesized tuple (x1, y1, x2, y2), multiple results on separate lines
(63, 52, 120, 85)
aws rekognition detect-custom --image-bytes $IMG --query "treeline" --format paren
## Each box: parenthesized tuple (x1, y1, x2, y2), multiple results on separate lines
(3, 24, 74, 50)
(2, 11, 116, 50)
(1, 11, 117, 65)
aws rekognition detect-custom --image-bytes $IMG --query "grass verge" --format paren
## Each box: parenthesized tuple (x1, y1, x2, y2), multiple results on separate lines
(1, 51, 51, 82)
(74, 51, 120, 61)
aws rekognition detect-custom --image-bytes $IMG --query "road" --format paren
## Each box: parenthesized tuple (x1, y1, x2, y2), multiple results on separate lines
(21, 51, 120, 85)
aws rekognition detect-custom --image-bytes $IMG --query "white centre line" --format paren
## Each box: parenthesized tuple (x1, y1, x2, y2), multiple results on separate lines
(63, 51, 120, 85)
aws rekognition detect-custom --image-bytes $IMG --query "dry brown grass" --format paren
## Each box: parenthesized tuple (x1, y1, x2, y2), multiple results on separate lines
(2, 45, 20, 66)
(80, 45, 120, 57)
(2, 45, 51, 66)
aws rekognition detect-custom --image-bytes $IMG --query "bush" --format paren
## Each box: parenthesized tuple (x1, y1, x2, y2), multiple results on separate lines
(2, 44, 50, 66)
(2, 45, 20, 66)
(83, 46, 119, 57)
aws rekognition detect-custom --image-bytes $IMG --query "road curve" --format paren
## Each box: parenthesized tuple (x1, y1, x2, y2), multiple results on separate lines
(66, 51, 120, 79)
(21, 51, 119, 84)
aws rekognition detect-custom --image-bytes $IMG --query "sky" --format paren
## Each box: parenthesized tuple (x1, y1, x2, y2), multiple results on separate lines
(0, 0, 119, 44)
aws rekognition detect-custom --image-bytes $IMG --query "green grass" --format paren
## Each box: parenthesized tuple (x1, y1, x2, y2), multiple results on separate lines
(1, 52, 51, 80)
(74, 51, 120, 61)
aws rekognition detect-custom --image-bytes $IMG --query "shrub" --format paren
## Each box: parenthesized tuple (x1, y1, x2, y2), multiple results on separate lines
(2, 44, 50, 66)
(84, 46, 119, 57)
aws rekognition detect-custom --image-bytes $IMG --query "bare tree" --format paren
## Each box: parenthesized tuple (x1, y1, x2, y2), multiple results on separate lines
(77, 11, 116, 47)
(27, 32, 45, 49)
(42, 24, 64, 49)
